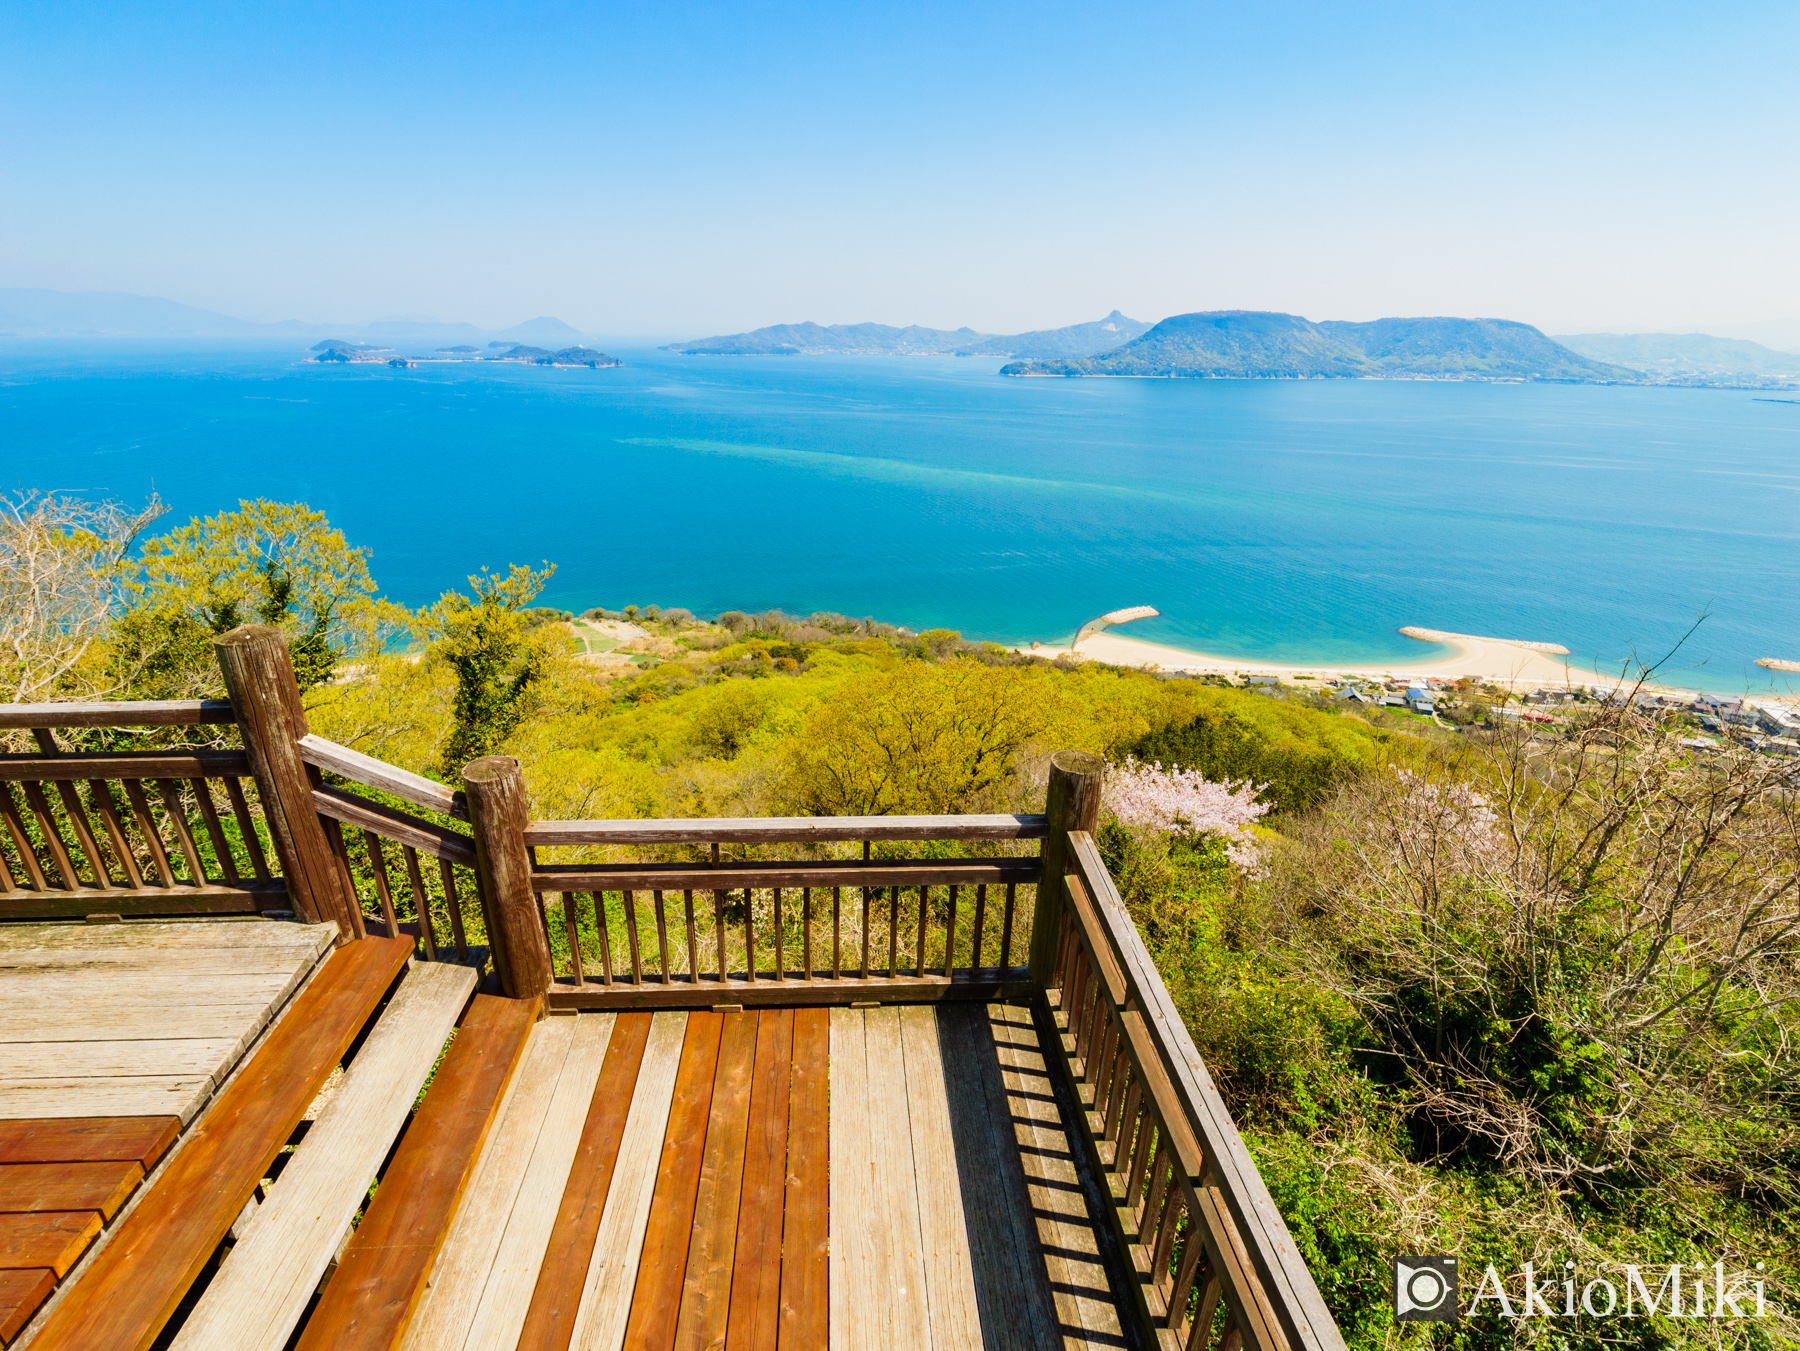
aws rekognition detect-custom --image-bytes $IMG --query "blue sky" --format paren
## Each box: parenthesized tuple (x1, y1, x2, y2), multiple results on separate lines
(1, 1, 1794, 337)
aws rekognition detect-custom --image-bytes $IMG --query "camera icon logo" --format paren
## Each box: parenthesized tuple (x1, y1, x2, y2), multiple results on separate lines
(1393, 1256, 1458, 1322)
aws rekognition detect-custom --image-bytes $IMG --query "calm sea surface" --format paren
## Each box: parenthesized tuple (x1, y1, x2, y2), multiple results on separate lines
(3, 339, 1795, 693)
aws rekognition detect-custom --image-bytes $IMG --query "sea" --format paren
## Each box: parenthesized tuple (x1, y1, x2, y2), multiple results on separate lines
(3, 339, 1795, 694)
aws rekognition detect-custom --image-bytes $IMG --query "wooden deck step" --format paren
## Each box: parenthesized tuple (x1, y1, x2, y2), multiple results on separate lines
(290, 994, 538, 1351)
(0, 1269, 54, 1345)
(23, 935, 414, 1351)
(169, 960, 479, 1351)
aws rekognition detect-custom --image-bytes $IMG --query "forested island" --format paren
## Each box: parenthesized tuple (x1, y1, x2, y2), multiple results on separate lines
(1002, 311, 1636, 381)
(664, 311, 1152, 358)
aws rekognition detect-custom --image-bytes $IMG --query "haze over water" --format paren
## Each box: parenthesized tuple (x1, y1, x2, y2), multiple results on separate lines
(5, 340, 1794, 694)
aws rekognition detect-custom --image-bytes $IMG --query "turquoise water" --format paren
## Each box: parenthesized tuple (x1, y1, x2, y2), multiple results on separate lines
(3, 339, 1795, 693)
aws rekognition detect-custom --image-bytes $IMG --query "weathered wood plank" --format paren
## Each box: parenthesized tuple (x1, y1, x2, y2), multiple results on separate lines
(862, 1007, 931, 1351)
(516, 1011, 654, 1351)
(827, 1008, 870, 1351)
(524, 814, 1048, 846)
(398, 1013, 579, 1351)
(310, 787, 475, 867)
(938, 1004, 1063, 1351)
(0, 1081, 212, 1126)
(0, 1118, 178, 1169)
(295, 994, 538, 1351)
(0, 1267, 55, 1344)
(25, 935, 414, 1351)
(0, 1211, 100, 1278)
(459, 1013, 614, 1351)
(0, 885, 283, 921)
(620, 1011, 722, 1351)
(170, 961, 478, 1351)
(778, 1008, 828, 1351)
(0, 1040, 237, 1085)
(547, 971, 1032, 1012)
(724, 1009, 791, 1351)
(567, 1011, 687, 1351)
(0, 1162, 142, 1220)
(897, 1006, 983, 1349)
(988, 1001, 1127, 1346)
(0, 920, 331, 956)
(0, 701, 234, 730)
(295, 734, 467, 821)
(672, 1010, 757, 1351)
(0, 752, 250, 783)
(535, 859, 1041, 894)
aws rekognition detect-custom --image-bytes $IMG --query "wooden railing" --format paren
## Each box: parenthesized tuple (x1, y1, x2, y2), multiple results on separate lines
(0, 629, 1346, 1351)
(525, 815, 1044, 1009)
(0, 701, 287, 917)
(1049, 829, 1345, 1351)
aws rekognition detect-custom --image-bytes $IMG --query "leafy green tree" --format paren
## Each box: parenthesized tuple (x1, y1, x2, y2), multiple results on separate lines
(111, 499, 395, 696)
(428, 562, 560, 774)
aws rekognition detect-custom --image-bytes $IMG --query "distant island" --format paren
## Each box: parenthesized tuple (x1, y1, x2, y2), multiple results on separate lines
(663, 311, 1153, 359)
(1000, 312, 1637, 382)
(485, 344, 621, 368)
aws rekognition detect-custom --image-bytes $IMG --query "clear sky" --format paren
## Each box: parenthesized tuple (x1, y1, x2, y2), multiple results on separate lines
(2, 1, 1795, 338)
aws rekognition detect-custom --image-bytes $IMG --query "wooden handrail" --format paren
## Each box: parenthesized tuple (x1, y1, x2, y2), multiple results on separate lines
(522, 813, 1047, 846)
(311, 785, 476, 867)
(298, 734, 468, 821)
(0, 699, 236, 729)
(1067, 831, 1346, 1351)
(531, 857, 1040, 893)
(0, 750, 251, 781)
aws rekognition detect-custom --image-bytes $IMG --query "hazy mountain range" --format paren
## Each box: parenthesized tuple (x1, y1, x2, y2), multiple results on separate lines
(999, 313, 1639, 381)
(1553, 332, 1800, 386)
(0, 288, 583, 345)
(664, 310, 1155, 358)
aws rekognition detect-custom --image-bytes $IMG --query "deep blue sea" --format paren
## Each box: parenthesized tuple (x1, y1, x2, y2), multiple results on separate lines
(3, 339, 1795, 693)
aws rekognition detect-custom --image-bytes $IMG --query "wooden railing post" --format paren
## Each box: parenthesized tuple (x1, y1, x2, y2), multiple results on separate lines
(213, 624, 360, 940)
(1028, 749, 1103, 987)
(462, 755, 553, 1000)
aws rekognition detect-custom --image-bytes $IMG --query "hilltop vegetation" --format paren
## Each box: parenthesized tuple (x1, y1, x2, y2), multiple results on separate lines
(1003, 311, 1639, 381)
(6, 488, 1797, 1349)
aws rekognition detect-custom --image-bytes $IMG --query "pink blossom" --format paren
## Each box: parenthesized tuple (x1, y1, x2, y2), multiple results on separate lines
(1105, 758, 1271, 873)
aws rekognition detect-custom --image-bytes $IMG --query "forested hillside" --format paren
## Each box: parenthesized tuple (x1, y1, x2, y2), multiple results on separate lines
(6, 488, 1796, 1349)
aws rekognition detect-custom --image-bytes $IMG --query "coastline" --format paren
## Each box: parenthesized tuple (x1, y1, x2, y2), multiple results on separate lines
(1024, 627, 1594, 688)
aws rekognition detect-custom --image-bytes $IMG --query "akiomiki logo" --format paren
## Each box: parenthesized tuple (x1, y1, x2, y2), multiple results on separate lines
(1392, 1257, 1777, 1323)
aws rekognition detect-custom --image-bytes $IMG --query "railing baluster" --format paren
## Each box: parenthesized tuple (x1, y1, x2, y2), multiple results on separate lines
(1189, 1273, 1224, 1351)
(1000, 881, 1017, 967)
(88, 779, 142, 888)
(801, 886, 813, 980)
(971, 883, 987, 970)
(1168, 1225, 1207, 1338)
(653, 891, 671, 982)
(404, 846, 437, 960)
(362, 829, 400, 936)
(591, 893, 614, 985)
(152, 780, 208, 884)
(1139, 1142, 1171, 1246)
(21, 782, 82, 889)
(744, 888, 757, 982)
(188, 777, 236, 884)
(913, 885, 928, 977)
(1125, 1109, 1157, 1211)
(772, 886, 784, 981)
(0, 841, 18, 893)
(438, 858, 469, 959)
(831, 887, 842, 979)
(859, 888, 871, 978)
(0, 784, 48, 889)
(683, 890, 698, 979)
(622, 889, 643, 983)
(121, 781, 175, 886)
(887, 886, 899, 977)
(714, 890, 728, 981)
(222, 777, 271, 879)
(48, 777, 112, 886)
(562, 893, 584, 983)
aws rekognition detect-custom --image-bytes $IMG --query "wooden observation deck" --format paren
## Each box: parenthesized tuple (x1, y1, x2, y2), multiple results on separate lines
(0, 626, 1348, 1351)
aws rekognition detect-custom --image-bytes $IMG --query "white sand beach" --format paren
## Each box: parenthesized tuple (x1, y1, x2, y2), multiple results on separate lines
(1025, 627, 1587, 687)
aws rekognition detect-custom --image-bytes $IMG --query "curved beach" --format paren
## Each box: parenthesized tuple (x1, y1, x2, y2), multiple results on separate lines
(1030, 627, 1583, 686)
